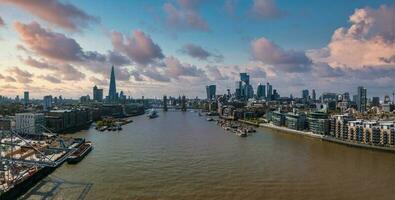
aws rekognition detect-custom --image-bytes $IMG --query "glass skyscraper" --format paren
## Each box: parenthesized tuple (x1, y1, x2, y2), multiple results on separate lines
(108, 66, 117, 101)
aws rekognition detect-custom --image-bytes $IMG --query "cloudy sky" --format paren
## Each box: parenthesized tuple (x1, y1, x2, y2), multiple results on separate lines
(0, 0, 394, 99)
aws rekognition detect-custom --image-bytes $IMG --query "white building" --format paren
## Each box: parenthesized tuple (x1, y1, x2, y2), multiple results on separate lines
(15, 113, 45, 135)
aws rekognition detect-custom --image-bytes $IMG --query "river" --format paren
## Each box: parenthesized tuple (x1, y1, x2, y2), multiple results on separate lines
(21, 111, 395, 200)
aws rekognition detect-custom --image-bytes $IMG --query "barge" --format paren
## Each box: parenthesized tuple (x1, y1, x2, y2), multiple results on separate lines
(67, 141, 93, 164)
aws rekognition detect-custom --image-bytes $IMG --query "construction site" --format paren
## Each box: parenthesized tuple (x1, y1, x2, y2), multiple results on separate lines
(0, 125, 84, 199)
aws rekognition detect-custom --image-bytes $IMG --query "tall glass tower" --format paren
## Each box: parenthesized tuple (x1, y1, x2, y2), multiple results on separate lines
(108, 66, 117, 101)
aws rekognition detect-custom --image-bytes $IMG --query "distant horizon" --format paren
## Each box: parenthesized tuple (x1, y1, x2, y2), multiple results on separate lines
(0, 0, 394, 98)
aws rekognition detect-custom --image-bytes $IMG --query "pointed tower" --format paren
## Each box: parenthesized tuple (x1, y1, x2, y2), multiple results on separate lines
(108, 65, 117, 101)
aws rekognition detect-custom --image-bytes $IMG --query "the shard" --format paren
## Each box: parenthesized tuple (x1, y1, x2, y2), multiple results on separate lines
(108, 65, 117, 101)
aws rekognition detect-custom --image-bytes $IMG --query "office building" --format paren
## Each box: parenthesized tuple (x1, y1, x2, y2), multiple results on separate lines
(272, 89, 280, 100)
(163, 95, 168, 111)
(312, 89, 316, 101)
(93, 85, 103, 102)
(240, 73, 250, 85)
(206, 85, 216, 100)
(181, 95, 187, 111)
(80, 95, 90, 103)
(271, 110, 285, 126)
(357, 86, 367, 112)
(302, 89, 309, 101)
(257, 83, 266, 99)
(119, 91, 126, 101)
(286, 111, 306, 130)
(43, 95, 53, 111)
(372, 97, 380, 107)
(267, 83, 273, 100)
(243, 84, 254, 100)
(343, 92, 350, 102)
(321, 93, 337, 102)
(23, 91, 29, 105)
(15, 113, 45, 135)
(235, 73, 253, 101)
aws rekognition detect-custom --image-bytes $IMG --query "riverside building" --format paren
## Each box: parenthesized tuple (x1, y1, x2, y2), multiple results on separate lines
(330, 114, 355, 140)
(285, 111, 306, 131)
(307, 112, 330, 135)
(15, 113, 45, 135)
(347, 120, 395, 146)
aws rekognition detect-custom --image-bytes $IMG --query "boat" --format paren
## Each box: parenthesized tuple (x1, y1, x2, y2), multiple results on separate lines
(206, 117, 214, 121)
(67, 141, 93, 164)
(236, 129, 248, 137)
(117, 125, 122, 131)
(237, 132, 248, 137)
(99, 126, 107, 131)
(246, 127, 256, 133)
(147, 109, 159, 119)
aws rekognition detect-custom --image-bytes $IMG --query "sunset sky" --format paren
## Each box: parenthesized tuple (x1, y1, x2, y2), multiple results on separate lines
(0, 0, 394, 99)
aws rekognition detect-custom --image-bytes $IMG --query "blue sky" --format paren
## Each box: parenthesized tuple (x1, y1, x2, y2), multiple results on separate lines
(0, 0, 394, 99)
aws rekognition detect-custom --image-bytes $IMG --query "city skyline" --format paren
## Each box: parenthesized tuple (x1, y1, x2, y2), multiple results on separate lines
(0, 0, 394, 98)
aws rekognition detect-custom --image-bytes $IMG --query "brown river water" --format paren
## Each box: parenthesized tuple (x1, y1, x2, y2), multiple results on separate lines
(21, 111, 395, 200)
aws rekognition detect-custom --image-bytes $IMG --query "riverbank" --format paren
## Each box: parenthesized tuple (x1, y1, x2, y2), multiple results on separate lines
(259, 123, 323, 139)
(237, 119, 259, 126)
(256, 122, 395, 153)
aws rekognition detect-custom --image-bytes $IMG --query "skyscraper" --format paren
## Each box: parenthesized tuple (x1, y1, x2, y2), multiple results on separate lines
(302, 89, 309, 101)
(181, 95, 187, 111)
(24, 91, 29, 105)
(372, 97, 380, 107)
(206, 85, 216, 100)
(163, 95, 168, 111)
(343, 92, 350, 102)
(108, 65, 117, 101)
(357, 86, 367, 112)
(312, 89, 316, 101)
(240, 73, 250, 85)
(257, 83, 266, 99)
(93, 85, 103, 102)
(43, 95, 53, 111)
(266, 82, 272, 101)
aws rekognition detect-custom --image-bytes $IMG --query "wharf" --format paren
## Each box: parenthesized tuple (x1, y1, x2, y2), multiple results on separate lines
(0, 137, 84, 199)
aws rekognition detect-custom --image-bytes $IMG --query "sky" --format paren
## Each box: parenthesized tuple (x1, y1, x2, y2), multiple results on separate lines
(0, 0, 394, 99)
